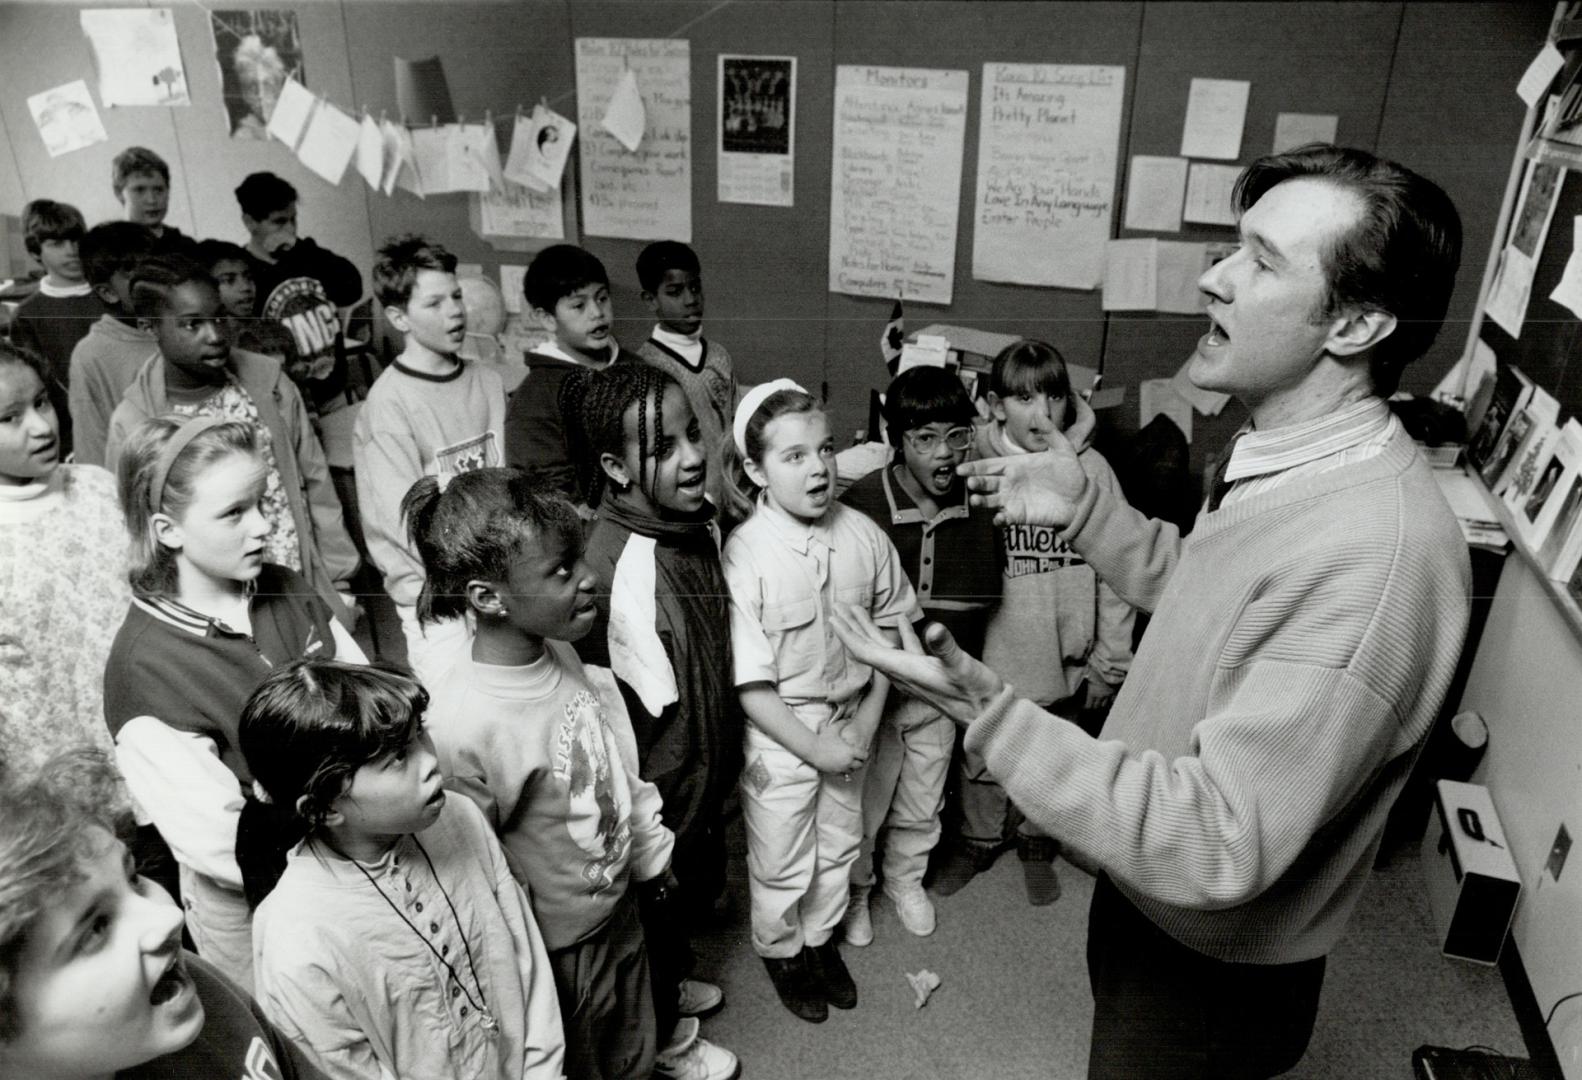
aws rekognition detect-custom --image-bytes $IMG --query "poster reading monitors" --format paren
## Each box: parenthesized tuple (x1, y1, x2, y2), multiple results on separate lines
(575, 37, 692, 242)
(972, 63, 1126, 290)
(718, 55, 796, 207)
(211, 9, 306, 140)
(829, 66, 969, 306)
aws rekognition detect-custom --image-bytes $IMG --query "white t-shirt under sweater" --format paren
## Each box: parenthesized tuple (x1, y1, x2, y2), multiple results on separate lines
(352, 357, 506, 606)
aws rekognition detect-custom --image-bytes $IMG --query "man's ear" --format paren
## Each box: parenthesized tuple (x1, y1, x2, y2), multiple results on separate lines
(383, 303, 411, 335)
(466, 578, 505, 618)
(1325, 308, 1397, 359)
(599, 450, 632, 491)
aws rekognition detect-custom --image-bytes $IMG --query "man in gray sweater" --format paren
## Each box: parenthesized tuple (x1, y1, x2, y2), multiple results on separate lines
(833, 145, 1470, 1080)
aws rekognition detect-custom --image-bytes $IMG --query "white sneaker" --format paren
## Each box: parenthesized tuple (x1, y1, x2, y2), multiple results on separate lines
(885, 882, 936, 937)
(677, 977, 723, 1017)
(655, 1019, 740, 1080)
(841, 887, 873, 947)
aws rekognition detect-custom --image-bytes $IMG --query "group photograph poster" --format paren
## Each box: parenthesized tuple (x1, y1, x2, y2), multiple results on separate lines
(718, 54, 796, 207)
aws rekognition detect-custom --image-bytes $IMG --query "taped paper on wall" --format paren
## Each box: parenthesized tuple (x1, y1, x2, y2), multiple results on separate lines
(80, 8, 190, 107)
(1183, 162, 1240, 226)
(1180, 78, 1249, 160)
(1102, 239, 1157, 311)
(27, 80, 108, 158)
(1123, 155, 1188, 233)
(1272, 112, 1338, 153)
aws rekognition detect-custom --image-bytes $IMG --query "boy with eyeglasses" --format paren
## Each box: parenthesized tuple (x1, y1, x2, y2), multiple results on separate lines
(939, 338, 1134, 907)
(838, 365, 1001, 943)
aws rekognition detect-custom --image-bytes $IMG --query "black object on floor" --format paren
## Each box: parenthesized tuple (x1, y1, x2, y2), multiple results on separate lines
(762, 953, 826, 1024)
(1411, 1044, 1557, 1079)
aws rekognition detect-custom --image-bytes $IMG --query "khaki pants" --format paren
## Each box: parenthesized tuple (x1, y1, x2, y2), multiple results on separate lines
(179, 864, 253, 992)
(740, 702, 866, 958)
(851, 695, 953, 892)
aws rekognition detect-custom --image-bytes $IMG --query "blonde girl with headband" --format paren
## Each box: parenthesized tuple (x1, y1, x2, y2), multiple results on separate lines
(718, 380, 919, 1024)
(103, 415, 365, 991)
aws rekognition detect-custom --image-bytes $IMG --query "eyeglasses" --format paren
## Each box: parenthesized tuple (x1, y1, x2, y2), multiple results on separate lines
(903, 426, 974, 454)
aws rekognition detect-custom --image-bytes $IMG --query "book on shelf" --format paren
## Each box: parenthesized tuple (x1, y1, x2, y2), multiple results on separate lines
(1467, 362, 1533, 482)
(1521, 417, 1582, 550)
(1498, 386, 1562, 505)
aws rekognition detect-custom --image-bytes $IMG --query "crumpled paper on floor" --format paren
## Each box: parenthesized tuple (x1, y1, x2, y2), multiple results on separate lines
(906, 968, 941, 1009)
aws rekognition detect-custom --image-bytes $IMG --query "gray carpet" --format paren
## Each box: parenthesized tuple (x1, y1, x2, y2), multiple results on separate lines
(685, 847, 1524, 1079)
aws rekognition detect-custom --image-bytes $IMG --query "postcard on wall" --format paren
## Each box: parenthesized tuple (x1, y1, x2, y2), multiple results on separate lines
(575, 38, 692, 242)
(504, 106, 577, 193)
(1123, 156, 1188, 233)
(972, 63, 1126, 290)
(210, 9, 305, 139)
(27, 80, 109, 158)
(1180, 77, 1249, 160)
(718, 55, 796, 207)
(830, 65, 969, 304)
(80, 8, 190, 107)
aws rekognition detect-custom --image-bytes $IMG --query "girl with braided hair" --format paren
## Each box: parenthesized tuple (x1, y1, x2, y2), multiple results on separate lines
(562, 364, 741, 1079)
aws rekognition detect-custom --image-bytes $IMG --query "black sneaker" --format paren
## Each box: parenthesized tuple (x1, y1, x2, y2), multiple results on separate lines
(929, 838, 1000, 897)
(808, 942, 857, 1010)
(762, 953, 827, 1023)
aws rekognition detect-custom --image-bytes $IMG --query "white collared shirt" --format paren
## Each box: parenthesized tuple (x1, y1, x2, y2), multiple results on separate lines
(1220, 397, 1398, 508)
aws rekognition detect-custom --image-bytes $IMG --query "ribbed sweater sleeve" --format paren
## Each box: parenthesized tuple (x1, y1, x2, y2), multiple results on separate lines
(1062, 467, 1184, 615)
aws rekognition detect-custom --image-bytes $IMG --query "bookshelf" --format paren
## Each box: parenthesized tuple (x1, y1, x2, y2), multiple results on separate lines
(1463, 465, 1582, 644)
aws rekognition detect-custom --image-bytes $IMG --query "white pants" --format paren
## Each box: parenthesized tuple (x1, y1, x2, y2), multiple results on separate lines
(740, 702, 866, 958)
(396, 605, 471, 689)
(179, 864, 253, 992)
(851, 695, 953, 893)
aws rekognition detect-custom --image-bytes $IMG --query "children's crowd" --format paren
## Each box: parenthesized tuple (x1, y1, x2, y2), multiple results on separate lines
(0, 145, 1136, 1080)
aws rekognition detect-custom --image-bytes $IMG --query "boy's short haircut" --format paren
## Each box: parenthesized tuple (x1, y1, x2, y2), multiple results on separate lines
(523, 243, 608, 314)
(882, 365, 976, 449)
(0, 749, 131, 1040)
(22, 199, 86, 257)
(234, 171, 298, 220)
(635, 240, 700, 293)
(988, 338, 1071, 401)
(111, 146, 171, 196)
(371, 233, 458, 309)
(79, 222, 158, 288)
(128, 254, 216, 321)
(195, 238, 252, 271)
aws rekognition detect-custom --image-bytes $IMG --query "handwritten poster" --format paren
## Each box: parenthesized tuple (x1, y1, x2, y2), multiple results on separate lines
(829, 66, 968, 305)
(973, 64, 1126, 290)
(575, 38, 691, 242)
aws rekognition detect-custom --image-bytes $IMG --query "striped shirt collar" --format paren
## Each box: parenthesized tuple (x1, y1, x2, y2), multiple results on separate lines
(1224, 397, 1391, 483)
(133, 582, 258, 637)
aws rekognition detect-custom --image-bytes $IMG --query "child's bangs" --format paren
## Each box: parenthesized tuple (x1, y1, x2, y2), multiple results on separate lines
(998, 355, 1069, 399)
(328, 666, 429, 766)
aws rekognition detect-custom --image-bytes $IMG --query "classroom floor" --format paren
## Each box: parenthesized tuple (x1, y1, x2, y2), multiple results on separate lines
(683, 833, 1527, 1080)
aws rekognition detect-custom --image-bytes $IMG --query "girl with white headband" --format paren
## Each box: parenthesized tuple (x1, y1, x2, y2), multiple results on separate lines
(103, 415, 366, 991)
(718, 381, 919, 1024)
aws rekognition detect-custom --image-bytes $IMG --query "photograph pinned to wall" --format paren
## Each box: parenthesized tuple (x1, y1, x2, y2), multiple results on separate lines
(80, 8, 190, 107)
(504, 105, 576, 193)
(27, 80, 109, 158)
(211, 9, 305, 139)
(718, 55, 796, 207)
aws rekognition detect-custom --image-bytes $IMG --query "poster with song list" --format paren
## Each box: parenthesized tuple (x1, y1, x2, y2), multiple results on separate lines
(972, 63, 1126, 290)
(575, 38, 691, 241)
(828, 66, 968, 305)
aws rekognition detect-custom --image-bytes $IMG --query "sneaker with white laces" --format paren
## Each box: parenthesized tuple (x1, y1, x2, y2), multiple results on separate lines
(841, 887, 873, 947)
(654, 1018, 740, 1080)
(677, 977, 724, 1017)
(885, 881, 936, 937)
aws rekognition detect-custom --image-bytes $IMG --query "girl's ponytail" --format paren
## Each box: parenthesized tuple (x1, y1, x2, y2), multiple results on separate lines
(400, 476, 446, 625)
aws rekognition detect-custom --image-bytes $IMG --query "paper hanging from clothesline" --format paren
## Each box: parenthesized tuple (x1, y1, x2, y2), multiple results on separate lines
(504, 105, 577, 192)
(356, 115, 384, 189)
(972, 63, 1126, 290)
(80, 8, 190, 107)
(576, 38, 692, 242)
(384, 120, 420, 196)
(27, 80, 109, 158)
(603, 69, 647, 152)
(296, 99, 360, 186)
(266, 77, 315, 149)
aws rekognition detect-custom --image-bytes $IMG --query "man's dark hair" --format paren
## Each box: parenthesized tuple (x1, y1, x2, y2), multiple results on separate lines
(523, 244, 608, 314)
(22, 200, 85, 257)
(882, 366, 976, 450)
(371, 234, 457, 309)
(79, 222, 157, 288)
(234, 171, 298, 220)
(1234, 144, 1462, 397)
(635, 240, 700, 294)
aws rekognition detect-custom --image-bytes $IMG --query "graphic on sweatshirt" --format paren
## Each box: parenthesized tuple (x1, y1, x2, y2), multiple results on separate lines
(243, 1036, 285, 1080)
(552, 690, 633, 894)
(435, 431, 500, 478)
(1002, 522, 1088, 578)
(261, 276, 345, 413)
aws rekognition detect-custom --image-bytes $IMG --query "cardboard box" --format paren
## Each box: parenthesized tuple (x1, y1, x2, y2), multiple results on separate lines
(1420, 780, 1521, 965)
